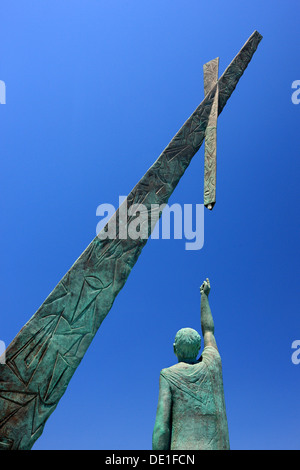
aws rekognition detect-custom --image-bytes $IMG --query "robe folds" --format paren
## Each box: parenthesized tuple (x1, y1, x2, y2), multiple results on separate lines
(160, 346, 230, 450)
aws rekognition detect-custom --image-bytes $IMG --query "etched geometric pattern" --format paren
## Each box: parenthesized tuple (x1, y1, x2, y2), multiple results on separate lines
(0, 31, 262, 449)
(203, 57, 219, 209)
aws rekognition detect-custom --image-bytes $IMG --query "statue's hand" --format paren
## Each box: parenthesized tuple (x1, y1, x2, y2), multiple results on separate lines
(200, 278, 210, 296)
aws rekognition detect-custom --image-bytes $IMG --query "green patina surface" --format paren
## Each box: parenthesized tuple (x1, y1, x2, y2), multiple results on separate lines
(0, 31, 262, 450)
(152, 280, 230, 450)
(203, 57, 219, 210)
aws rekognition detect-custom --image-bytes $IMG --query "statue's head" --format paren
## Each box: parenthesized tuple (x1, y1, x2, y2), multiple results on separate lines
(173, 327, 201, 363)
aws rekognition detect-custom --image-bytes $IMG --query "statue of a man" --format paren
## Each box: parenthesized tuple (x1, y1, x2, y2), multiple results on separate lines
(152, 278, 230, 450)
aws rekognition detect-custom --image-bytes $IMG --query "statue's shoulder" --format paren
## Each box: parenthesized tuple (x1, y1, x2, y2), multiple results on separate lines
(202, 345, 220, 355)
(201, 346, 222, 366)
(160, 363, 181, 377)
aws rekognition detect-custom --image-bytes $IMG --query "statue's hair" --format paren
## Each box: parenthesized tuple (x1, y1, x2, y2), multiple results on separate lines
(174, 327, 201, 360)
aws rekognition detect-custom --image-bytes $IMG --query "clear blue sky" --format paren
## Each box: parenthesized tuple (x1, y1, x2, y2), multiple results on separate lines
(0, 1, 299, 450)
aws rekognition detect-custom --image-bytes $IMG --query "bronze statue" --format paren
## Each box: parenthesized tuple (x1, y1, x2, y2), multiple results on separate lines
(152, 279, 230, 450)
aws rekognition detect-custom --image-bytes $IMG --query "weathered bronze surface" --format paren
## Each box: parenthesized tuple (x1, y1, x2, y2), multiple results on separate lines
(203, 57, 219, 210)
(152, 279, 230, 450)
(0, 31, 262, 450)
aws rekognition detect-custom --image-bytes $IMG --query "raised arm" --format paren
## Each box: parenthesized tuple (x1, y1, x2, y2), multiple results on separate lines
(152, 374, 172, 450)
(200, 278, 218, 350)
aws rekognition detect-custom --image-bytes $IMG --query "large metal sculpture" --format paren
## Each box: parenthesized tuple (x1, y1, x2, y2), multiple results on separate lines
(0, 31, 262, 449)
